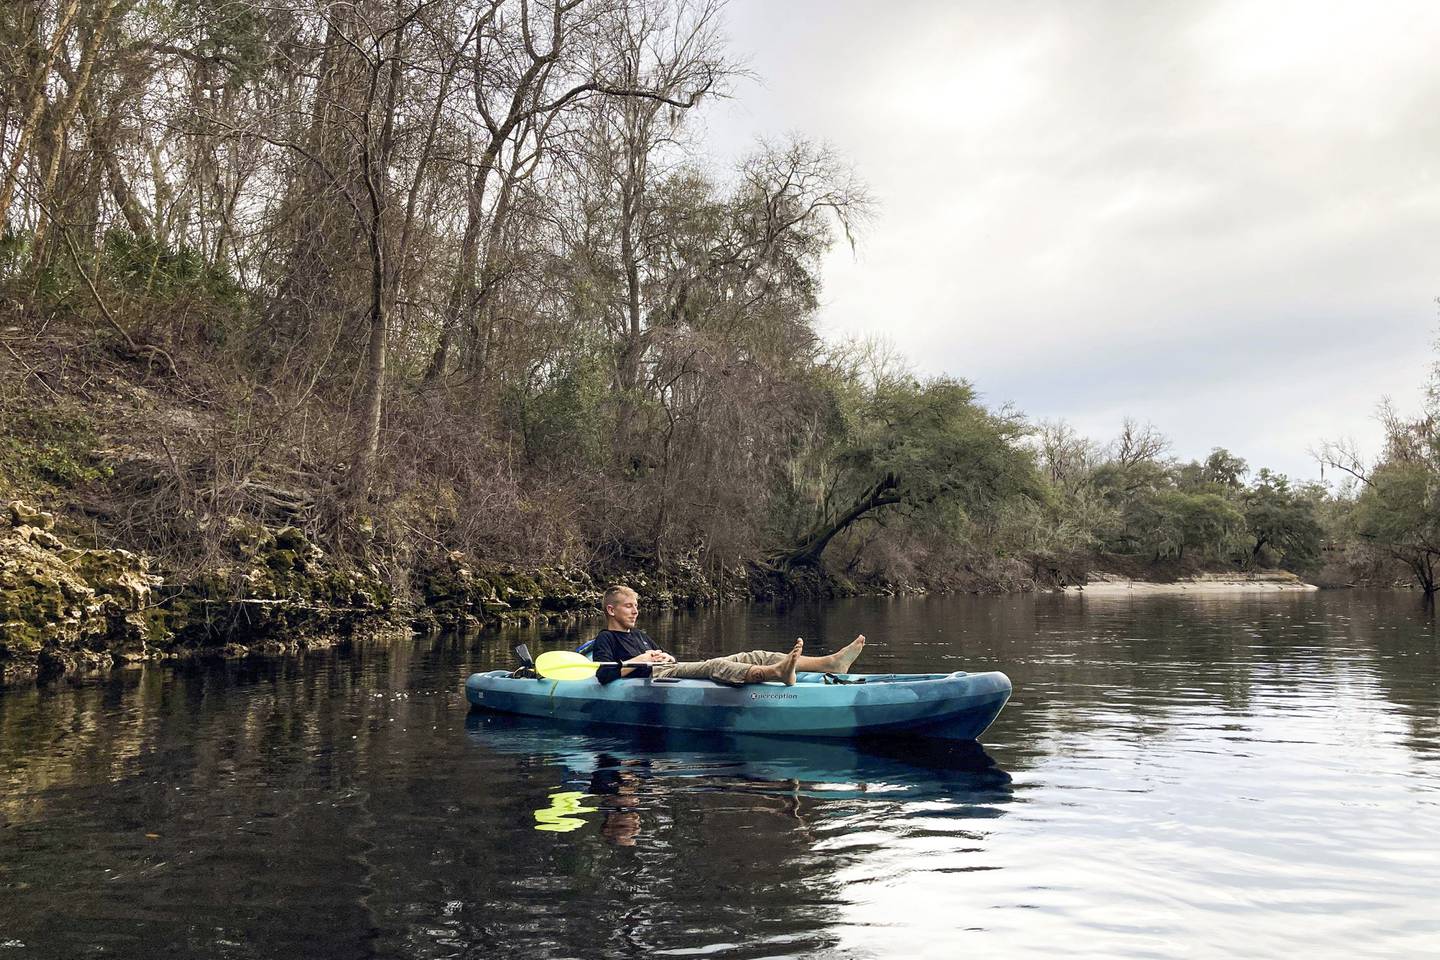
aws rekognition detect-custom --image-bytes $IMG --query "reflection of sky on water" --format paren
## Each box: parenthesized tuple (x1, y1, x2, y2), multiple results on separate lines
(826, 659, 1440, 959)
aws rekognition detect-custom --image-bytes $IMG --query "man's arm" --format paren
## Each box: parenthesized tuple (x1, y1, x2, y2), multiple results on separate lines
(592, 632, 653, 684)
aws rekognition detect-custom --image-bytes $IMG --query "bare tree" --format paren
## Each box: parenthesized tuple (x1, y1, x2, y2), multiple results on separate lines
(1112, 417, 1169, 468)
(425, 0, 727, 384)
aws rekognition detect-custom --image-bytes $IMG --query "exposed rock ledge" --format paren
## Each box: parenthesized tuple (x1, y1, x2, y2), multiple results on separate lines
(1064, 572, 1318, 595)
(0, 500, 161, 684)
(1, 500, 394, 687)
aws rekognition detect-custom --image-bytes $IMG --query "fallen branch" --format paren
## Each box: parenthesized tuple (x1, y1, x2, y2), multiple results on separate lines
(37, 197, 179, 378)
(0, 339, 60, 399)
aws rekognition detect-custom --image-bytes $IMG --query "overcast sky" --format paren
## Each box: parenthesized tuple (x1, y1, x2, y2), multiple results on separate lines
(698, 0, 1440, 481)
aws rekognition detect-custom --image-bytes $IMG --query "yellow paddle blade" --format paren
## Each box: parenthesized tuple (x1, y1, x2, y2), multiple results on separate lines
(540, 663, 605, 681)
(534, 650, 604, 680)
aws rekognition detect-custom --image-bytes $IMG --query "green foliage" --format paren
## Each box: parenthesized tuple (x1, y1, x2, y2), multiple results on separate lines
(1176, 447, 1248, 491)
(100, 230, 245, 307)
(1243, 470, 1324, 570)
(1352, 453, 1440, 591)
(1354, 460, 1437, 544)
(1033, 425, 1323, 574)
(1174, 491, 1247, 560)
(1092, 457, 1172, 553)
(994, 486, 1110, 568)
(1311, 330, 1440, 591)
(500, 351, 612, 468)
(0, 407, 110, 492)
(0, 231, 75, 303)
(779, 372, 1038, 565)
(860, 377, 1036, 522)
(168, 0, 274, 84)
(0, 229, 26, 277)
(1121, 490, 1244, 562)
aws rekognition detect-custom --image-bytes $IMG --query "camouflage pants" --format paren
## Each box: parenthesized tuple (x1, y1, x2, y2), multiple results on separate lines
(650, 650, 788, 686)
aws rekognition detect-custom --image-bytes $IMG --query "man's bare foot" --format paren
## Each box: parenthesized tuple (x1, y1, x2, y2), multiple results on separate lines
(748, 637, 803, 685)
(779, 637, 802, 685)
(832, 634, 865, 673)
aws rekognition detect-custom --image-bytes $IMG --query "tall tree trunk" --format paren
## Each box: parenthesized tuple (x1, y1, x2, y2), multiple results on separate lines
(425, 144, 497, 382)
(348, 31, 402, 496)
(352, 244, 389, 494)
(617, 181, 644, 392)
(32, 0, 115, 258)
(0, 0, 81, 223)
(470, 166, 518, 376)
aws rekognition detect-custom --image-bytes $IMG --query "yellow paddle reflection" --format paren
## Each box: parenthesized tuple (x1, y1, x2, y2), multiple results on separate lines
(533, 790, 598, 832)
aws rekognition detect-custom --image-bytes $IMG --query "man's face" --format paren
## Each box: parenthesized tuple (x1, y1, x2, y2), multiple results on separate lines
(607, 594, 640, 631)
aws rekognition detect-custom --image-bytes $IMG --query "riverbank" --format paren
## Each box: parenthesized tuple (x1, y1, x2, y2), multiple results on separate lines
(2, 496, 1333, 687)
(0, 327, 1062, 687)
(2, 492, 1069, 686)
(1064, 572, 1319, 595)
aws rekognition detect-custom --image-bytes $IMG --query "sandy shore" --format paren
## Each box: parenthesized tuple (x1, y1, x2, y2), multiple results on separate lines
(1064, 573, 1318, 595)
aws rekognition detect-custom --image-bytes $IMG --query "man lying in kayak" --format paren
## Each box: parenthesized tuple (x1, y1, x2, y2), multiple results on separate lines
(590, 585, 867, 686)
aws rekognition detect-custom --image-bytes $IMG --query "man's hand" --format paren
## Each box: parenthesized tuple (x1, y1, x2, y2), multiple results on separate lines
(625, 650, 674, 666)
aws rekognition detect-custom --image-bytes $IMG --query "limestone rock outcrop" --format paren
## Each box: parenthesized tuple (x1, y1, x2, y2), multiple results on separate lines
(0, 500, 161, 684)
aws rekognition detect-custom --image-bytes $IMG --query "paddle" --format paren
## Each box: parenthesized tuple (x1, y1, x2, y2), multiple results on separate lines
(534, 650, 620, 681)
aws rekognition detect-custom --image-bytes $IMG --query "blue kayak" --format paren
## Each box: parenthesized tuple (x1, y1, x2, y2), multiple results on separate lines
(464, 669, 1012, 740)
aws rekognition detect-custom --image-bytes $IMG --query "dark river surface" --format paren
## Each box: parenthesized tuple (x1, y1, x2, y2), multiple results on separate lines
(2, 590, 1438, 959)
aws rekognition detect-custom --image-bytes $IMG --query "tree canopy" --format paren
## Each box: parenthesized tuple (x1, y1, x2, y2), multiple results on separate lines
(0, 0, 1344, 592)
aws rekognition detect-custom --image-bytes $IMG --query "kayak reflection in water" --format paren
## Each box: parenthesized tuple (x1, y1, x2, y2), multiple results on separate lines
(480, 714, 1016, 844)
(586, 758, 814, 848)
(590, 584, 868, 686)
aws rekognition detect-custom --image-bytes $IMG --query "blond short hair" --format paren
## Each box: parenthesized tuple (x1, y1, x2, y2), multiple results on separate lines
(602, 584, 637, 610)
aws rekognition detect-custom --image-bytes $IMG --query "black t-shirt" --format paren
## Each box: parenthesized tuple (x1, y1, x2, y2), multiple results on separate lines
(589, 629, 665, 684)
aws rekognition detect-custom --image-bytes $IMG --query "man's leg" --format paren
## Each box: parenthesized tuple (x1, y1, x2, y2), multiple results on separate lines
(795, 635, 866, 674)
(714, 635, 867, 674)
(653, 639, 803, 685)
(652, 657, 755, 685)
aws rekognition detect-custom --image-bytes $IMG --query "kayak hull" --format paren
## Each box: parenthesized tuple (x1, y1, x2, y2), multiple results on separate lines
(464, 669, 1011, 740)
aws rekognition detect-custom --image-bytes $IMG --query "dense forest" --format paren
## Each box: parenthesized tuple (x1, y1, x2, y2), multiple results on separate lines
(1, 0, 1435, 680)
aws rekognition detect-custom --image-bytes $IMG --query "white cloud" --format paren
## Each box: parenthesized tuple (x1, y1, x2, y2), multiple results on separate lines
(703, 0, 1440, 480)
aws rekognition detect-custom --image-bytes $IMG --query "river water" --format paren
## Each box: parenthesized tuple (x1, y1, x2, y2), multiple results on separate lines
(1, 591, 1437, 959)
